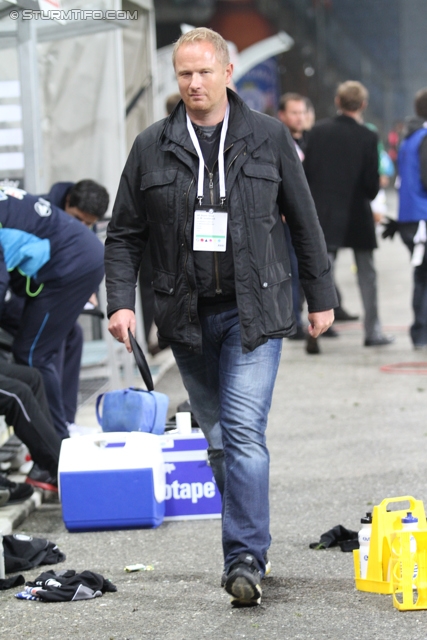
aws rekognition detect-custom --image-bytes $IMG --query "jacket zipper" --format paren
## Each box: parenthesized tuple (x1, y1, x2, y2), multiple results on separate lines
(184, 142, 242, 302)
(226, 144, 245, 178)
(184, 176, 195, 321)
(211, 143, 247, 296)
(207, 168, 223, 295)
(209, 143, 236, 295)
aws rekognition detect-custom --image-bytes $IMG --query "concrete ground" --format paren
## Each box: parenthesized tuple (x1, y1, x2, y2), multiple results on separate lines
(2, 191, 427, 638)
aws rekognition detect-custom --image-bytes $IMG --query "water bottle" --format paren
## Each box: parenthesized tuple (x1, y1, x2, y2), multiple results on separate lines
(358, 512, 373, 579)
(401, 511, 418, 584)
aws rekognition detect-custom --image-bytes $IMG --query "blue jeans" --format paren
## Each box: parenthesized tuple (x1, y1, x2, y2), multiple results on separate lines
(171, 308, 282, 574)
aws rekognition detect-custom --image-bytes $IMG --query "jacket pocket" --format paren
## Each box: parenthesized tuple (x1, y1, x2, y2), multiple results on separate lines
(152, 268, 176, 295)
(258, 261, 293, 334)
(152, 268, 176, 339)
(140, 169, 178, 224)
(242, 163, 281, 218)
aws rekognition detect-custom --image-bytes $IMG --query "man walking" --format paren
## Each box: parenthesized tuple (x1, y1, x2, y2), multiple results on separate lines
(105, 27, 336, 606)
(304, 80, 393, 348)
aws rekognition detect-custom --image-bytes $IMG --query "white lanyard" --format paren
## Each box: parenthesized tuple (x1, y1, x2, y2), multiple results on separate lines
(186, 104, 230, 205)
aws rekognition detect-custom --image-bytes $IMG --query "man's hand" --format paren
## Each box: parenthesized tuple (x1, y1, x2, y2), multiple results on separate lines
(307, 309, 335, 338)
(108, 309, 136, 353)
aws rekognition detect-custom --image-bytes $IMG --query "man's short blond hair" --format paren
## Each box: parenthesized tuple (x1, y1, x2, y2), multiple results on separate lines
(172, 27, 230, 69)
(336, 81, 368, 112)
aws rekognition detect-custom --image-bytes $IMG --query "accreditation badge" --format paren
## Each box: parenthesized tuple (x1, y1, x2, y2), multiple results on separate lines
(193, 206, 228, 252)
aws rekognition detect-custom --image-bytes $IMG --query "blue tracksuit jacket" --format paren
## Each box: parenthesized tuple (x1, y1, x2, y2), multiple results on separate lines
(0, 186, 104, 316)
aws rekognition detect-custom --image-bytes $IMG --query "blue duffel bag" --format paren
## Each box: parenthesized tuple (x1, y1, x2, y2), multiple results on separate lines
(96, 388, 169, 435)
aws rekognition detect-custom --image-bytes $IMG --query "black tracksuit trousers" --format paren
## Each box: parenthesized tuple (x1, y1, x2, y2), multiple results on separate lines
(0, 362, 62, 476)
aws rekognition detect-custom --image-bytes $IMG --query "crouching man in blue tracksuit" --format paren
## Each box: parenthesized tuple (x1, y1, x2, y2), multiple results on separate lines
(0, 186, 105, 438)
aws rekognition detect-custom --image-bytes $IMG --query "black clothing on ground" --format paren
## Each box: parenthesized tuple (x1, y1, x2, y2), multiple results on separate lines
(0, 574, 25, 590)
(23, 569, 117, 602)
(4, 534, 65, 573)
(309, 524, 359, 552)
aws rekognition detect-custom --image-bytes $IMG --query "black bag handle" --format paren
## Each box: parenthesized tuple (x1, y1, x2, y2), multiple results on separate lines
(128, 330, 154, 391)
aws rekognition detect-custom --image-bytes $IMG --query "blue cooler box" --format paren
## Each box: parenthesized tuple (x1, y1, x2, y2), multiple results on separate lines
(59, 432, 165, 531)
(160, 430, 222, 520)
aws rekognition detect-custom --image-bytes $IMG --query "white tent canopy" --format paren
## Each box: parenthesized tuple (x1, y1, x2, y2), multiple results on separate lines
(0, 0, 156, 203)
(0, 0, 157, 387)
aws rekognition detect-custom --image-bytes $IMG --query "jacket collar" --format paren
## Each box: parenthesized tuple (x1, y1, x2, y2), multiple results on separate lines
(159, 89, 267, 154)
(334, 114, 361, 126)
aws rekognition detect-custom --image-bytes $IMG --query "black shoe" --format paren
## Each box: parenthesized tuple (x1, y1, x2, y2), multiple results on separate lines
(334, 307, 359, 322)
(0, 474, 34, 504)
(288, 325, 306, 341)
(364, 335, 395, 347)
(221, 553, 271, 587)
(323, 326, 339, 338)
(25, 464, 58, 493)
(306, 335, 320, 354)
(224, 553, 262, 606)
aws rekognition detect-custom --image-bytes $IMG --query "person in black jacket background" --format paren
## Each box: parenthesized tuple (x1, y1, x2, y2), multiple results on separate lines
(304, 81, 393, 351)
(105, 28, 336, 606)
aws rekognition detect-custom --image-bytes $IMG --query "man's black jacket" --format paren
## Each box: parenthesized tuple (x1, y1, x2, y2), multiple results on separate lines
(304, 114, 379, 252)
(105, 90, 337, 353)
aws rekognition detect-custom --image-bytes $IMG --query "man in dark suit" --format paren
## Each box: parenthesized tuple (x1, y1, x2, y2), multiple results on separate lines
(304, 80, 393, 348)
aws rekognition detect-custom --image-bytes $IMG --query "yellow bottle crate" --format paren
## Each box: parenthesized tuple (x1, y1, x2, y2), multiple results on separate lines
(390, 530, 427, 610)
(353, 496, 427, 595)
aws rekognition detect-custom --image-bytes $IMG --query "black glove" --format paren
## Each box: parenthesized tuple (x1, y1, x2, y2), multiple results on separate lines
(382, 217, 400, 240)
(309, 524, 359, 551)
